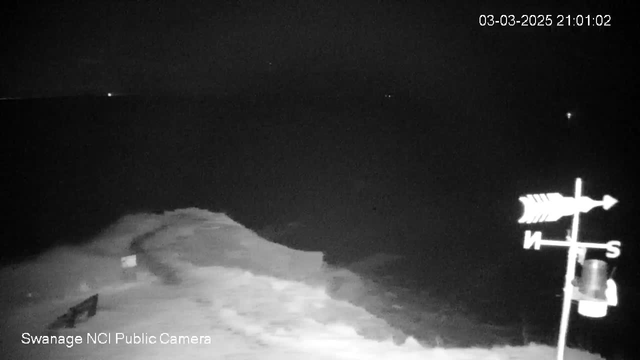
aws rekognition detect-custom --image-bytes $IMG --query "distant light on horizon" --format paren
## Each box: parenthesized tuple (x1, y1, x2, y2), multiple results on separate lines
(107, 93, 113, 97)
(566, 112, 572, 120)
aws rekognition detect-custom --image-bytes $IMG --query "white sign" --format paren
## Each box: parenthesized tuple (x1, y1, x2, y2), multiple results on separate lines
(523, 231, 621, 258)
(121, 255, 137, 268)
(519, 193, 618, 224)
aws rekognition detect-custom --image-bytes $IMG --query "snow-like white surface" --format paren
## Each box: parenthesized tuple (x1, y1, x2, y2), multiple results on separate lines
(0, 209, 604, 359)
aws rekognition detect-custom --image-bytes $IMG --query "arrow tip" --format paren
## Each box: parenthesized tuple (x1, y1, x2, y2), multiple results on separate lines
(603, 195, 618, 210)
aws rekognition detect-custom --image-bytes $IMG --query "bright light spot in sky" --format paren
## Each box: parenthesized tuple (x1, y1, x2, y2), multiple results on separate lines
(107, 93, 113, 97)
(566, 112, 572, 120)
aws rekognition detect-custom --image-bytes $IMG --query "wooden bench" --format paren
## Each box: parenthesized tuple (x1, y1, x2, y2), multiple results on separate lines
(47, 294, 98, 329)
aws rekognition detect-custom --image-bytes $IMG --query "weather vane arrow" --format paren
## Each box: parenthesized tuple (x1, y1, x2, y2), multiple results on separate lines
(518, 193, 618, 224)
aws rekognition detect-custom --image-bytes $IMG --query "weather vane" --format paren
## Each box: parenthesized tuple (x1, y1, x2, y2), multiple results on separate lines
(518, 178, 619, 360)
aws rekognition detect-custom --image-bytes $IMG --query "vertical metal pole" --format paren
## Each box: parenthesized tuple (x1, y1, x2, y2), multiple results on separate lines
(557, 178, 582, 360)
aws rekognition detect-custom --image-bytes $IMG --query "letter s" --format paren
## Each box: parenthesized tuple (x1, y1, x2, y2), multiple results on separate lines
(606, 240, 621, 258)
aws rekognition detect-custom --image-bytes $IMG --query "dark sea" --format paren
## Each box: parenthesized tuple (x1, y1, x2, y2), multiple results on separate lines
(3, 93, 637, 359)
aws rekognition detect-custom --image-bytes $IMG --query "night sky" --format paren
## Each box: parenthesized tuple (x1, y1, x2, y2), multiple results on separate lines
(3, 1, 635, 99)
(2, 0, 638, 354)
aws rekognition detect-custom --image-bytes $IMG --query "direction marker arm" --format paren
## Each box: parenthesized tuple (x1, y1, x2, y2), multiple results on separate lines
(522, 231, 621, 258)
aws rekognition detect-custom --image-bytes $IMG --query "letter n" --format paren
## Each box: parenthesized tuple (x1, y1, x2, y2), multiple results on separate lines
(524, 230, 541, 250)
